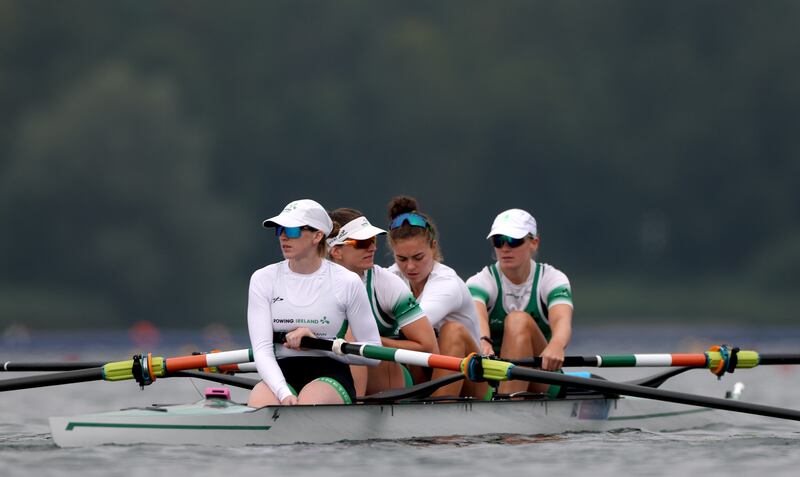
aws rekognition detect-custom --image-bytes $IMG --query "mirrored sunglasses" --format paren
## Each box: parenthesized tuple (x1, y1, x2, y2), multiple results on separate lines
(390, 212, 428, 230)
(491, 235, 527, 248)
(341, 237, 376, 249)
(276, 225, 316, 238)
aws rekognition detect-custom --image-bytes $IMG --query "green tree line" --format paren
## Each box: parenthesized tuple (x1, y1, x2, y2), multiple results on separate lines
(1, 1, 798, 328)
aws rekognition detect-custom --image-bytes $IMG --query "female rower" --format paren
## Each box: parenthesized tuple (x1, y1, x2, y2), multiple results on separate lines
(386, 196, 488, 400)
(247, 199, 381, 406)
(466, 208, 573, 395)
(327, 208, 438, 395)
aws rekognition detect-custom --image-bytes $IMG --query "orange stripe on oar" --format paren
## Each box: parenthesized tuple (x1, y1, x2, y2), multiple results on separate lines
(671, 354, 708, 367)
(427, 354, 463, 371)
(218, 364, 241, 372)
(165, 355, 209, 371)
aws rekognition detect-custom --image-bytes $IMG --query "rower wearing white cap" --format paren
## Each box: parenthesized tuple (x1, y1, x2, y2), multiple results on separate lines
(386, 196, 489, 400)
(247, 199, 382, 406)
(466, 208, 573, 395)
(327, 208, 438, 395)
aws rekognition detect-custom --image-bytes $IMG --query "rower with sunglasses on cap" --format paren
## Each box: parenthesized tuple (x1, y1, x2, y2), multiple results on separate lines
(466, 209, 573, 396)
(247, 199, 381, 407)
(327, 208, 438, 396)
(386, 196, 489, 400)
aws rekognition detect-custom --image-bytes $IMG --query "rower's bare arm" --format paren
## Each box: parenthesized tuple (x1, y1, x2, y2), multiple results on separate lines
(540, 304, 572, 370)
(381, 318, 439, 354)
(474, 301, 494, 356)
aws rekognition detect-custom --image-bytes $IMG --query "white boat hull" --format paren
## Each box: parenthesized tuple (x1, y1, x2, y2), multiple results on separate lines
(50, 394, 723, 448)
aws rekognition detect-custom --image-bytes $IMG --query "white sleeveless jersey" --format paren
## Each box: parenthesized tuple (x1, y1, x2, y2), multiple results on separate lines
(248, 260, 381, 401)
(466, 259, 573, 313)
(388, 261, 481, 344)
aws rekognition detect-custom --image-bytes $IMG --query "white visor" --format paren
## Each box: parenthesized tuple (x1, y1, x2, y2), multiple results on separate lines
(327, 216, 387, 247)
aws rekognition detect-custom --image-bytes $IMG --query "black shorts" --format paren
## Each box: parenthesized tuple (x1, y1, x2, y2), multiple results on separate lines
(277, 356, 356, 403)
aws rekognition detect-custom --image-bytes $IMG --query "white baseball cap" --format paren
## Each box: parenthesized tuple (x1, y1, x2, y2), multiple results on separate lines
(262, 199, 333, 236)
(327, 216, 387, 247)
(486, 209, 537, 239)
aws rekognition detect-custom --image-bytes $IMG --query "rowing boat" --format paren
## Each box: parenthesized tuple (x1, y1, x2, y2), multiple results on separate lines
(3, 338, 798, 447)
(49, 384, 741, 448)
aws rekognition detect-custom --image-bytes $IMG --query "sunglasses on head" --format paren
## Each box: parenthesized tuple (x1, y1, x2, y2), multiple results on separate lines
(390, 212, 428, 230)
(275, 225, 317, 238)
(341, 236, 377, 249)
(491, 235, 527, 248)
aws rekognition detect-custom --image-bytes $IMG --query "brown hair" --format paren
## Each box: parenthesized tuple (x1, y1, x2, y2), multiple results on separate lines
(327, 208, 363, 240)
(386, 196, 442, 261)
(314, 228, 328, 258)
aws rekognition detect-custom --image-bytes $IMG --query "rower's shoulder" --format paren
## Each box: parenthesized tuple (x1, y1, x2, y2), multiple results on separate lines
(538, 262, 571, 284)
(250, 261, 283, 280)
(372, 264, 407, 286)
(327, 260, 362, 284)
(466, 263, 494, 281)
(429, 263, 470, 289)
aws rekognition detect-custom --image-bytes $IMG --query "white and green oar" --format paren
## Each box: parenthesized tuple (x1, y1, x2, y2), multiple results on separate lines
(292, 337, 800, 422)
(513, 345, 800, 377)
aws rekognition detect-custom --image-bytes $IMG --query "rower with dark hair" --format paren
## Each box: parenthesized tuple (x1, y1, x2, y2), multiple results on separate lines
(386, 196, 489, 400)
(327, 207, 438, 396)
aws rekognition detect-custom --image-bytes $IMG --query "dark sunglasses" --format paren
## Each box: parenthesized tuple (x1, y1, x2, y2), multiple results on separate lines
(390, 213, 428, 230)
(491, 235, 527, 248)
(341, 237, 376, 249)
(275, 225, 317, 238)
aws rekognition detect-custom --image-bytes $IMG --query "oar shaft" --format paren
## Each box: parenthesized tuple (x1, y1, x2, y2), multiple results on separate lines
(507, 366, 800, 421)
(2, 361, 105, 372)
(296, 337, 464, 371)
(0, 368, 104, 392)
(516, 350, 800, 369)
(758, 354, 800, 366)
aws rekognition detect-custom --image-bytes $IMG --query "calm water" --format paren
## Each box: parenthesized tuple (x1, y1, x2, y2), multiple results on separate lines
(2, 324, 799, 476)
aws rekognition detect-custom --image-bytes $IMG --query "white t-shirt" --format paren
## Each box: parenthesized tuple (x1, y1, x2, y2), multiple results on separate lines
(364, 265, 427, 337)
(248, 260, 381, 402)
(466, 259, 573, 314)
(388, 261, 481, 344)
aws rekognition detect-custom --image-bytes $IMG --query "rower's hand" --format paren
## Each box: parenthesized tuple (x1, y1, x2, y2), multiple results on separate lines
(281, 395, 298, 406)
(480, 340, 495, 356)
(539, 343, 565, 371)
(284, 327, 316, 349)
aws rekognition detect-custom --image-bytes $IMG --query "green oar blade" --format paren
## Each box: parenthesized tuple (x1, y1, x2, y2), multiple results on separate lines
(507, 366, 800, 421)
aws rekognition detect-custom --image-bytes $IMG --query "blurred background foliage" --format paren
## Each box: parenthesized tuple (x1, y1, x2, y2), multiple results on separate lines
(1, 0, 798, 329)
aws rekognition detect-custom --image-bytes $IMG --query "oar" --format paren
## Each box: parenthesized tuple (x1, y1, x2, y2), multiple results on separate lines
(8, 347, 796, 375)
(513, 350, 800, 371)
(0, 348, 254, 392)
(1, 360, 258, 373)
(2, 361, 106, 372)
(292, 336, 800, 422)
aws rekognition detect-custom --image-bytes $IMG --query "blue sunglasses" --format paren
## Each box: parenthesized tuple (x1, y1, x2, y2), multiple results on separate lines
(275, 225, 316, 238)
(390, 213, 428, 230)
(491, 235, 527, 248)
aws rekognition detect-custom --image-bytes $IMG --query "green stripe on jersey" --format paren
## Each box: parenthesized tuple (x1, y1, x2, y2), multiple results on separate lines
(547, 285, 573, 306)
(393, 295, 421, 320)
(469, 286, 490, 303)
